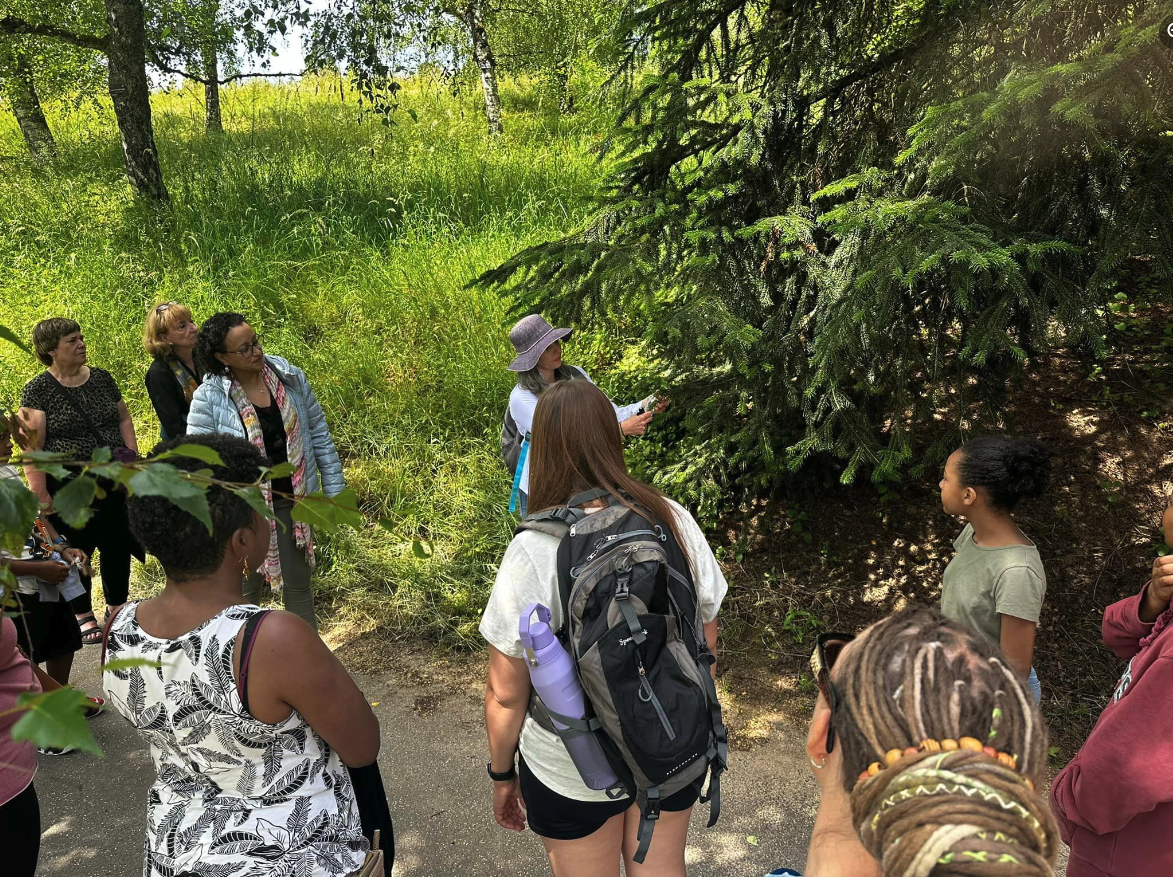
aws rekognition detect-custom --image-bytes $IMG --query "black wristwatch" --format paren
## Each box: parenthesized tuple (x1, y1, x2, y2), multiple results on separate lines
(487, 761, 516, 782)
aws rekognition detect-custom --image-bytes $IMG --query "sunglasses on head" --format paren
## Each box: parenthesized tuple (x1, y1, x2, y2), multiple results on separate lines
(810, 631, 855, 753)
(155, 302, 179, 314)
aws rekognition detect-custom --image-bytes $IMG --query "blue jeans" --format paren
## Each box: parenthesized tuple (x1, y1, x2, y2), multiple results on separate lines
(1027, 666, 1041, 704)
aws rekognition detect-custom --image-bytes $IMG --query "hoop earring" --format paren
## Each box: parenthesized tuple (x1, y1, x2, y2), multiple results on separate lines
(810, 755, 827, 770)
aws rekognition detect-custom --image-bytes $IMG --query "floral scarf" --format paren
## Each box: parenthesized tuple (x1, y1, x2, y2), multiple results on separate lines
(228, 364, 314, 591)
(167, 355, 200, 404)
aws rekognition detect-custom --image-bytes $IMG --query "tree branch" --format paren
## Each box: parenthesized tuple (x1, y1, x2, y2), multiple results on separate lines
(146, 49, 306, 85)
(0, 16, 108, 52)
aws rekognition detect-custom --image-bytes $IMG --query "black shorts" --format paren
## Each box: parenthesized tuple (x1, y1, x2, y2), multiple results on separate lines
(518, 755, 699, 841)
(12, 591, 82, 664)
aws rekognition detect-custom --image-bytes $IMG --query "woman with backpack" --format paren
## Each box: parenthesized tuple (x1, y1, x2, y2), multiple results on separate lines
(503, 314, 666, 515)
(480, 379, 727, 877)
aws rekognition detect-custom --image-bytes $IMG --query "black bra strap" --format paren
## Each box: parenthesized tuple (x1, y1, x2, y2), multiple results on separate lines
(238, 610, 271, 716)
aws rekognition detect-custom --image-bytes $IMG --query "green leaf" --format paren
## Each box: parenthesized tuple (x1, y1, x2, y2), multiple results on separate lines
(746, 835, 759, 846)
(0, 476, 39, 555)
(266, 462, 296, 479)
(100, 657, 163, 673)
(90, 447, 112, 464)
(33, 462, 72, 481)
(411, 538, 432, 559)
(54, 476, 98, 529)
(232, 486, 278, 521)
(128, 464, 213, 534)
(10, 687, 102, 755)
(290, 488, 363, 530)
(156, 444, 225, 467)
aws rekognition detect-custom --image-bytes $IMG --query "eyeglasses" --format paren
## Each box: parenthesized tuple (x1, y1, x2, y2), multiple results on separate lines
(223, 336, 262, 357)
(810, 631, 855, 753)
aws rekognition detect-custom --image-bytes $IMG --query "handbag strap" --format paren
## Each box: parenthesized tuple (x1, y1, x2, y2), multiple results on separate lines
(44, 371, 106, 449)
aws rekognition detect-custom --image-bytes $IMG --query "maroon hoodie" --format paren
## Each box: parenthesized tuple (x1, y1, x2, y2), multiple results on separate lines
(1051, 582, 1173, 876)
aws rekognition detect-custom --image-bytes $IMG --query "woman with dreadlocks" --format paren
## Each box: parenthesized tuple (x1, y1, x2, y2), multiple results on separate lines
(802, 607, 1059, 877)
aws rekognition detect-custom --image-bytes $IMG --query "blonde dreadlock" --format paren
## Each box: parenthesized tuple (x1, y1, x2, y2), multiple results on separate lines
(834, 608, 1058, 877)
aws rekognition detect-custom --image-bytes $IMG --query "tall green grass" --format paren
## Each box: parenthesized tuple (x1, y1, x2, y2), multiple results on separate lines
(0, 75, 610, 644)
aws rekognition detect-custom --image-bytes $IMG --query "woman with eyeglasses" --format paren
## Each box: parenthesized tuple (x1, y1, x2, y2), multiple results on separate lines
(187, 312, 345, 630)
(143, 301, 201, 440)
(18, 317, 143, 645)
(798, 607, 1058, 877)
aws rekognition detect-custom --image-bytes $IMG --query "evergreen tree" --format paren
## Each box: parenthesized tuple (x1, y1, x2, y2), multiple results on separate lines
(480, 0, 1173, 513)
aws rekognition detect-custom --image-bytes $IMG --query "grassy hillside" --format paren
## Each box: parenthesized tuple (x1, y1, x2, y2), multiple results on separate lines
(0, 75, 611, 643)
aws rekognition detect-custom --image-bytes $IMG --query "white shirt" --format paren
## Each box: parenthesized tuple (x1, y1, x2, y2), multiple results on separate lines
(478, 499, 728, 801)
(508, 368, 644, 495)
(0, 465, 39, 594)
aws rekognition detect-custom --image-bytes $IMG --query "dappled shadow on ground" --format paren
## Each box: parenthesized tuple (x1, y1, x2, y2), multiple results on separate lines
(722, 294, 1173, 761)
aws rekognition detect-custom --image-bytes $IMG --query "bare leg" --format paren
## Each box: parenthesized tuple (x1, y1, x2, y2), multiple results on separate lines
(540, 810, 625, 877)
(622, 805, 692, 877)
(43, 653, 74, 687)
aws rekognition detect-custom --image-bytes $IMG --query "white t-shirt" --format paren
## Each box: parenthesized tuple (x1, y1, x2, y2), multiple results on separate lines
(508, 368, 644, 495)
(479, 498, 727, 801)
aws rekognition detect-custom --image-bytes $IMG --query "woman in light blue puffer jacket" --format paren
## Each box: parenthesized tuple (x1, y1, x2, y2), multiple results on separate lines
(187, 312, 344, 629)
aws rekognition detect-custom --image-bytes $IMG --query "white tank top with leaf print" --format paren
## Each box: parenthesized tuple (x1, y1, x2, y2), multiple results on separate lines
(103, 602, 368, 877)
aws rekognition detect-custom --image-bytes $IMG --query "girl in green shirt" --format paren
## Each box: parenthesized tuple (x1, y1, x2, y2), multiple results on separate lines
(939, 435, 1051, 703)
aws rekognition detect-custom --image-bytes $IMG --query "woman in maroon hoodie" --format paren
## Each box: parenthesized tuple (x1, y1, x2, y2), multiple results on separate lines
(1052, 495, 1173, 876)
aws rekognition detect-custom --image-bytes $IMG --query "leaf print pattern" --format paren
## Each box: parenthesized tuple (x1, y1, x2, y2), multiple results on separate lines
(102, 603, 368, 877)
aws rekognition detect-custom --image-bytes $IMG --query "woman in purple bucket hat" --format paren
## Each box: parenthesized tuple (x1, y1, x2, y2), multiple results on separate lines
(504, 315, 668, 516)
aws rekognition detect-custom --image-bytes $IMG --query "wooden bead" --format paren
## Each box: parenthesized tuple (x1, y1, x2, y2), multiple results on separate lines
(941, 739, 959, 751)
(867, 762, 882, 777)
(959, 737, 983, 752)
(885, 749, 903, 766)
(919, 739, 942, 752)
(997, 752, 1017, 769)
(983, 746, 998, 759)
(903, 747, 919, 757)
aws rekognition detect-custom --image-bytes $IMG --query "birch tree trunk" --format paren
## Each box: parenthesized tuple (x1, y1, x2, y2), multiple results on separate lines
(4, 53, 56, 159)
(460, 0, 503, 136)
(104, 0, 169, 201)
(202, 41, 222, 133)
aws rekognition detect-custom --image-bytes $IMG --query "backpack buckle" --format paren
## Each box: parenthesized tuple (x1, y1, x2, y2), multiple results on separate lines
(615, 575, 630, 600)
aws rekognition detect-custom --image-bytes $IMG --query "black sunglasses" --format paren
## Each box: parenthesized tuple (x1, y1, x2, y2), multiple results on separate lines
(810, 631, 855, 754)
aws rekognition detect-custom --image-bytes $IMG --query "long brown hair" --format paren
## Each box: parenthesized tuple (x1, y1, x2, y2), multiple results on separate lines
(835, 608, 1058, 876)
(528, 379, 691, 570)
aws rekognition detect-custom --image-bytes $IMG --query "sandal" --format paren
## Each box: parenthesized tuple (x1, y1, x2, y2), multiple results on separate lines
(84, 695, 105, 720)
(76, 612, 102, 646)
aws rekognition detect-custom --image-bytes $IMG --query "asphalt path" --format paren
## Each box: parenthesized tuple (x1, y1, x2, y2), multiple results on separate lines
(35, 642, 821, 876)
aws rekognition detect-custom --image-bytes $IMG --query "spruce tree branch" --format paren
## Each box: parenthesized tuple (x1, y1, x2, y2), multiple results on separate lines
(0, 16, 108, 52)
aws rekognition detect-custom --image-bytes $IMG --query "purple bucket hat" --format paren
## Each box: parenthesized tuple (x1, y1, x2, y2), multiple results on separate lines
(507, 314, 572, 372)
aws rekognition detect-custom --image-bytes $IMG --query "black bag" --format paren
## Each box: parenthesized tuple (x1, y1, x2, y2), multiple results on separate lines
(519, 489, 727, 863)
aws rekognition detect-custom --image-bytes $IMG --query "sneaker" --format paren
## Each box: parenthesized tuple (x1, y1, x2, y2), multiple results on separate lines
(38, 745, 76, 756)
(84, 695, 105, 720)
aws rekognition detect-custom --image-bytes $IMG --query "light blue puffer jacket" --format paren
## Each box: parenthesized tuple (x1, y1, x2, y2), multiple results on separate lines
(186, 355, 346, 497)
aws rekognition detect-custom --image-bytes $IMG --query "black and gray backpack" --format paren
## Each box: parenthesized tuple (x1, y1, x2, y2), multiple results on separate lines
(519, 489, 728, 862)
(501, 366, 588, 476)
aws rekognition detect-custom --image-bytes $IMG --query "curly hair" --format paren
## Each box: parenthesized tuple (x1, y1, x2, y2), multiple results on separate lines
(127, 434, 270, 582)
(833, 608, 1058, 877)
(194, 311, 247, 378)
(956, 436, 1052, 511)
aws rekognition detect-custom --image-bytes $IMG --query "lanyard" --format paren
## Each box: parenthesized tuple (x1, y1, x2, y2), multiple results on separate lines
(509, 432, 531, 514)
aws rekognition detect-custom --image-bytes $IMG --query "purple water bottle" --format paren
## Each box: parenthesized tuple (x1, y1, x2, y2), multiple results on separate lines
(520, 603, 618, 790)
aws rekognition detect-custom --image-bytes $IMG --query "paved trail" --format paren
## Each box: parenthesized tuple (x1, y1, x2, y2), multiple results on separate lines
(36, 643, 820, 876)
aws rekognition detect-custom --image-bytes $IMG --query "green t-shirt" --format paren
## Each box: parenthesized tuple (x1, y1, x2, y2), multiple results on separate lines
(940, 523, 1046, 648)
